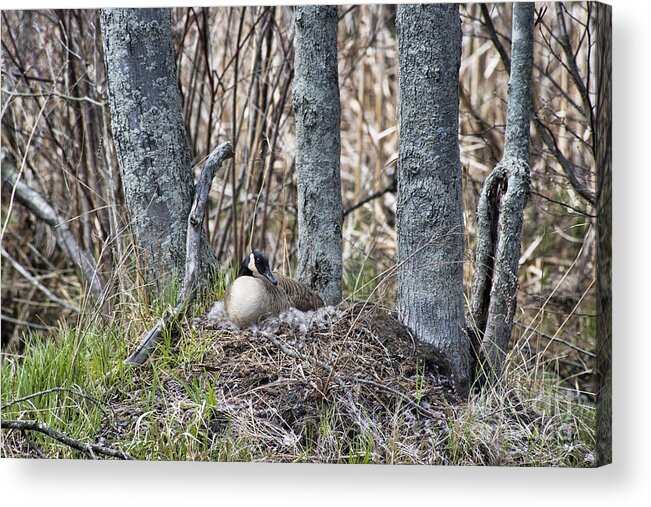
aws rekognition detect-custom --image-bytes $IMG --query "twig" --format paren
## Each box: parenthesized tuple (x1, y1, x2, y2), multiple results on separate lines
(479, 4, 596, 205)
(343, 177, 396, 217)
(1, 418, 133, 460)
(515, 322, 595, 358)
(480, 4, 511, 74)
(355, 378, 446, 421)
(0, 315, 52, 331)
(530, 190, 596, 218)
(1, 386, 110, 413)
(259, 331, 369, 432)
(0, 88, 105, 107)
(532, 118, 595, 204)
(554, 4, 594, 135)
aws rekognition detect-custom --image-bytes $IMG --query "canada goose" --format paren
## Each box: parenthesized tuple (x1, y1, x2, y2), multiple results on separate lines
(224, 251, 324, 328)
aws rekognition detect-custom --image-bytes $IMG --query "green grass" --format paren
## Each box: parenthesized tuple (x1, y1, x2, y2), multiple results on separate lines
(1, 318, 127, 458)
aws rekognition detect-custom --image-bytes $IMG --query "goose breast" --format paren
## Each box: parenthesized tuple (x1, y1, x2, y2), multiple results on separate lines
(224, 276, 289, 328)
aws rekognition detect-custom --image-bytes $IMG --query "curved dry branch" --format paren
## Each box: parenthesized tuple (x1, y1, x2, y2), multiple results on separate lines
(126, 141, 234, 365)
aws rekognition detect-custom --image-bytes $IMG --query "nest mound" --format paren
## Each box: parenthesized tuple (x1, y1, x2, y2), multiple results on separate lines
(177, 302, 457, 462)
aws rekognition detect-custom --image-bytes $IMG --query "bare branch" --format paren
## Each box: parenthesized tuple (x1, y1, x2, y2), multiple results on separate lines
(1, 418, 133, 460)
(0, 88, 105, 107)
(1, 246, 80, 313)
(532, 117, 596, 204)
(479, 3, 596, 206)
(1, 386, 109, 412)
(1, 315, 52, 331)
(480, 3, 511, 74)
(343, 176, 396, 217)
(555, 3, 595, 135)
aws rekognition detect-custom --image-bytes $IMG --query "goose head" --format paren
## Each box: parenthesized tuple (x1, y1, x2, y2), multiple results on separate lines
(238, 250, 278, 286)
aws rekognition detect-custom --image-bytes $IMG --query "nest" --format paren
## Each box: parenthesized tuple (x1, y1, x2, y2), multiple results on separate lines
(173, 302, 458, 462)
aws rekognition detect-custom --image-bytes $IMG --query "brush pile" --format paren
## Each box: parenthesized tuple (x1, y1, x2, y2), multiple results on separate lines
(156, 302, 458, 462)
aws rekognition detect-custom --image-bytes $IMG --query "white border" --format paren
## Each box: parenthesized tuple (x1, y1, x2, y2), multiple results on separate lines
(2, 0, 650, 505)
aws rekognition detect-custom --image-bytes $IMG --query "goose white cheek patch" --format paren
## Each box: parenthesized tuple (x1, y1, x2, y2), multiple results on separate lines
(248, 253, 257, 273)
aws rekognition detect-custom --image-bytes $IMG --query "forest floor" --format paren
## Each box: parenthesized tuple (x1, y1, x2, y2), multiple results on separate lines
(1, 288, 595, 465)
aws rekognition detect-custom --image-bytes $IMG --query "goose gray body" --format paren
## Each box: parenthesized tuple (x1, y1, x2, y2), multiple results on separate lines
(224, 251, 324, 328)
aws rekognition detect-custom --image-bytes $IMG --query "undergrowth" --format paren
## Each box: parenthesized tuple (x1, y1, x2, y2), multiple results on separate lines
(1, 275, 595, 465)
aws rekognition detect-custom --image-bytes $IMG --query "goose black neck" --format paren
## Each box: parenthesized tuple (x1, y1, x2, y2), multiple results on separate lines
(238, 258, 253, 278)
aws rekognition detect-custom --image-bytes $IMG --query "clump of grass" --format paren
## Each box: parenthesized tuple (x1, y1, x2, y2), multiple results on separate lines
(445, 361, 595, 466)
(1, 318, 128, 458)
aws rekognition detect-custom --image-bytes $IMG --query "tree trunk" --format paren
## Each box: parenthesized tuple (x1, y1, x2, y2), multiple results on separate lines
(396, 3, 472, 397)
(594, 2, 612, 467)
(470, 3, 534, 379)
(101, 8, 216, 292)
(292, 5, 343, 306)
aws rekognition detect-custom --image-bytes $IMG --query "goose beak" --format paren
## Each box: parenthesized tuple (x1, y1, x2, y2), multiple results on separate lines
(262, 268, 278, 286)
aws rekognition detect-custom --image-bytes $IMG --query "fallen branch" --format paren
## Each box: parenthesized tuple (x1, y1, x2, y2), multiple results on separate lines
(126, 141, 234, 365)
(0, 154, 108, 311)
(259, 331, 369, 432)
(1, 386, 110, 413)
(1, 418, 133, 460)
(1, 314, 52, 331)
(355, 378, 446, 421)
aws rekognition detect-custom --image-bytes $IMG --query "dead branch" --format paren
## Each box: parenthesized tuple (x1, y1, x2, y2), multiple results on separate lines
(1, 315, 52, 331)
(355, 377, 446, 421)
(532, 118, 595, 204)
(0, 153, 108, 311)
(1, 386, 110, 413)
(126, 141, 234, 365)
(1, 418, 133, 460)
(343, 176, 396, 217)
(554, 3, 594, 135)
(259, 331, 370, 433)
(480, 4, 511, 74)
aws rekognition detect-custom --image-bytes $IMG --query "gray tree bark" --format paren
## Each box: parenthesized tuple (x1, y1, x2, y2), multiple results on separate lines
(101, 8, 216, 293)
(396, 4, 472, 397)
(470, 3, 534, 378)
(594, 2, 612, 467)
(292, 5, 343, 306)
